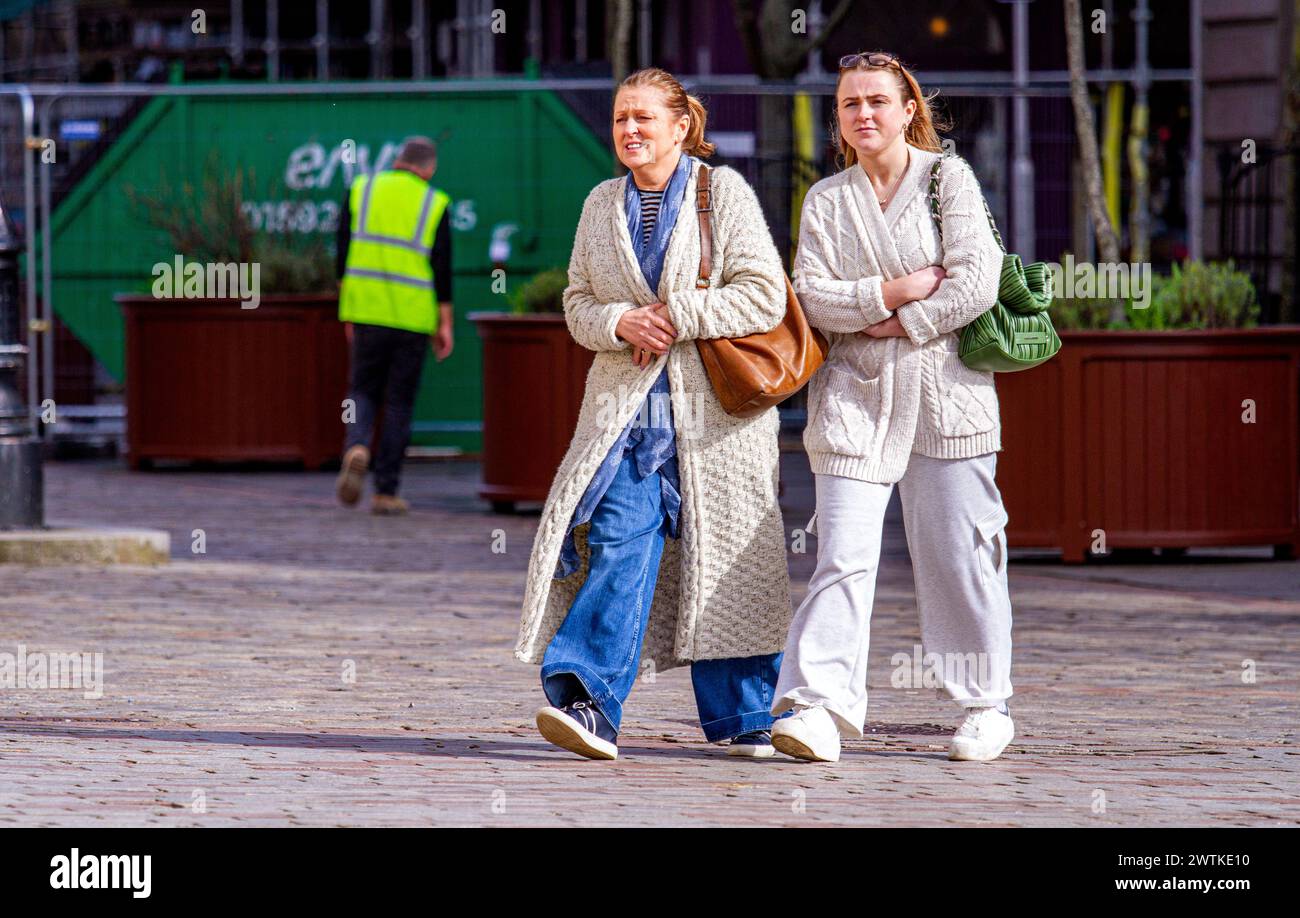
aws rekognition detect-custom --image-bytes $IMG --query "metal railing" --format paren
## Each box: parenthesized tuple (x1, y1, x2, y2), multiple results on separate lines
(1216, 142, 1299, 324)
(0, 67, 1202, 431)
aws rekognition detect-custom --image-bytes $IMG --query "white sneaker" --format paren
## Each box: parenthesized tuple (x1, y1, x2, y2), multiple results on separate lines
(948, 705, 1015, 761)
(771, 704, 841, 763)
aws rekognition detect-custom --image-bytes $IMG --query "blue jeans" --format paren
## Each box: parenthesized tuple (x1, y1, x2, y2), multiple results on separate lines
(541, 450, 783, 743)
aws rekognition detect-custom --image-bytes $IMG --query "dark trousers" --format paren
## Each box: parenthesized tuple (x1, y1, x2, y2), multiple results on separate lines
(343, 323, 429, 496)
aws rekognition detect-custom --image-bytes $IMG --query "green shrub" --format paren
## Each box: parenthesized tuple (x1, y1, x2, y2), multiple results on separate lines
(126, 149, 335, 295)
(1052, 259, 1259, 330)
(252, 235, 335, 295)
(1143, 260, 1259, 329)
(1051, 294, 1124, 330)
(509, 267, 569, 314)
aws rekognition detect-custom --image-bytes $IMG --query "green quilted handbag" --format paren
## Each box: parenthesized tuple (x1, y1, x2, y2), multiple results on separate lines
(928, 157, 1061, 372)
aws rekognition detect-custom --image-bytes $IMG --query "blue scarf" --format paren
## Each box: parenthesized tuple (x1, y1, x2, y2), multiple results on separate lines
(623, 152, 694, 297)
(552, 155, 690, 580)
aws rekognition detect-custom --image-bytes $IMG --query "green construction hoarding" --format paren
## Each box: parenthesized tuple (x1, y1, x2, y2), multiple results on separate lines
(45, 82, 613, 453)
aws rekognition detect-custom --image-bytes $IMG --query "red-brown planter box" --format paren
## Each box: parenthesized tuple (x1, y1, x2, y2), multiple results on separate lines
(117, 294, 348, 470)
(997, 327, 1300, 562)
(468, 311, 593, 511)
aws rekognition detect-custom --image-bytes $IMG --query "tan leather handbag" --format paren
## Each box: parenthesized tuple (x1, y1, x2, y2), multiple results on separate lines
(692, 165, 828, 418)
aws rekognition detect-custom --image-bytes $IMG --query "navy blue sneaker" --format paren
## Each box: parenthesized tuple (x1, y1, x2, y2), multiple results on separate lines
(727, 729, 775, 758)
(536, 699, 619, 760)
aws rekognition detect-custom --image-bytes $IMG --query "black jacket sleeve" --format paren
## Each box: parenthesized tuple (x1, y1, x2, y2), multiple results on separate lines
(430, 210, 452, 304)
(336, 193, 351, 281)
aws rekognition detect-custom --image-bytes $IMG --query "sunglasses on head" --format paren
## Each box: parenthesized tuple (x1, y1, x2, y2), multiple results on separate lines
(839, 51, 899, 69)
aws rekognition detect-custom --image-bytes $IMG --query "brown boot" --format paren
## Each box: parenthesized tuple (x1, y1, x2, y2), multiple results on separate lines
(371, 493, 410, 516)
(335, 444, 369, 506)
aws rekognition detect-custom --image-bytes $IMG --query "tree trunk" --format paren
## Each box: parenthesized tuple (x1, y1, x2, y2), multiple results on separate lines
(607, 0, 634, 177)
(1064, 0, 1123, 321)
(608, 0, 633, 84)
(732, 0, 853, 269)
(1128, 98, 1150, 267)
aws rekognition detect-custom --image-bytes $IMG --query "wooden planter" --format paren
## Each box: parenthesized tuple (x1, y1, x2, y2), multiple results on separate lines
(996, 328, 1300, 562)
(117, 294, 348, 469)
(468, 311, 593, 512)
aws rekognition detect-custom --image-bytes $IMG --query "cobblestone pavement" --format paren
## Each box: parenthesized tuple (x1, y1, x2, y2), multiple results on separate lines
(1, 451, 1296, 827)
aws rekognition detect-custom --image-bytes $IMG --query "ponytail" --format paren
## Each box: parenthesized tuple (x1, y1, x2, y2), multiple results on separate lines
(683, 93, 716, 158)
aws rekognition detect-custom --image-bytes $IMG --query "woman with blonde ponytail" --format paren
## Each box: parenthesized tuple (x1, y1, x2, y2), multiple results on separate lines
(516, 68, 794, 761)
(771, 53, 1019, 764)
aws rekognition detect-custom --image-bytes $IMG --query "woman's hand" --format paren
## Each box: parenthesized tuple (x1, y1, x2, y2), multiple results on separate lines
(862, 314, 909, 338)
(906, 266, 947, 301)
(882, 266, 947, 310)
(617, 303, 677, 367)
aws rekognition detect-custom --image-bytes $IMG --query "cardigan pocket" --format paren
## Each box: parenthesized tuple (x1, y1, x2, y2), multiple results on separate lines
(804, 363, 883, 458)
(933, 343, 999, 438)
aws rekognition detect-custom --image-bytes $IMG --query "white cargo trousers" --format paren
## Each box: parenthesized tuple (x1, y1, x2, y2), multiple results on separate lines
(773, 451, 1014, 738)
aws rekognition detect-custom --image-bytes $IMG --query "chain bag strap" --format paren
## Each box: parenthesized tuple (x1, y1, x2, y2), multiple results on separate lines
(928, 156, 1061, 372)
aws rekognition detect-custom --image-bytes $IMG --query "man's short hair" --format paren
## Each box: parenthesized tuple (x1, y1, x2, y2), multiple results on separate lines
(396, 136, 437, 169)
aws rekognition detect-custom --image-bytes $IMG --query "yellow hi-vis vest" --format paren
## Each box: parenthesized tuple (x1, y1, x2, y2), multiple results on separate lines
(339, 169, 451, 335)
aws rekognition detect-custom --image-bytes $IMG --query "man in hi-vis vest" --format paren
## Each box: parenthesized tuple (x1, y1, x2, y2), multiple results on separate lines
(335, 136, 454, 515)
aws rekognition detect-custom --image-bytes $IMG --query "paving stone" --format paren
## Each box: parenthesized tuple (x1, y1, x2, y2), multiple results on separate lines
(0, 453, 1295, 827)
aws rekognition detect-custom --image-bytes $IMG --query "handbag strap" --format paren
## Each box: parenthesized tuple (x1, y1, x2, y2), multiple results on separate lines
(928, 156, 1006, 254)
(695, 163, 713, 288)
(929, 156, 1055, 313)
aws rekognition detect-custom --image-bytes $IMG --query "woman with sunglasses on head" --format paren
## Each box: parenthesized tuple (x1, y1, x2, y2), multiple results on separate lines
(514, 67, 794, 761)
(770, 52, 1016, 763)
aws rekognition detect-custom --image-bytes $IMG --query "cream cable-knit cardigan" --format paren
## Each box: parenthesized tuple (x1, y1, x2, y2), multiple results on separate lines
(514, 159, 793, 671)
(793, 143, 1006, 484)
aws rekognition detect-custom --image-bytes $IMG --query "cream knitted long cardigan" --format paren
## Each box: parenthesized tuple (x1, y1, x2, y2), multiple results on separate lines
(514, 158, 793, 671)
(794, 143, 1005, 483)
